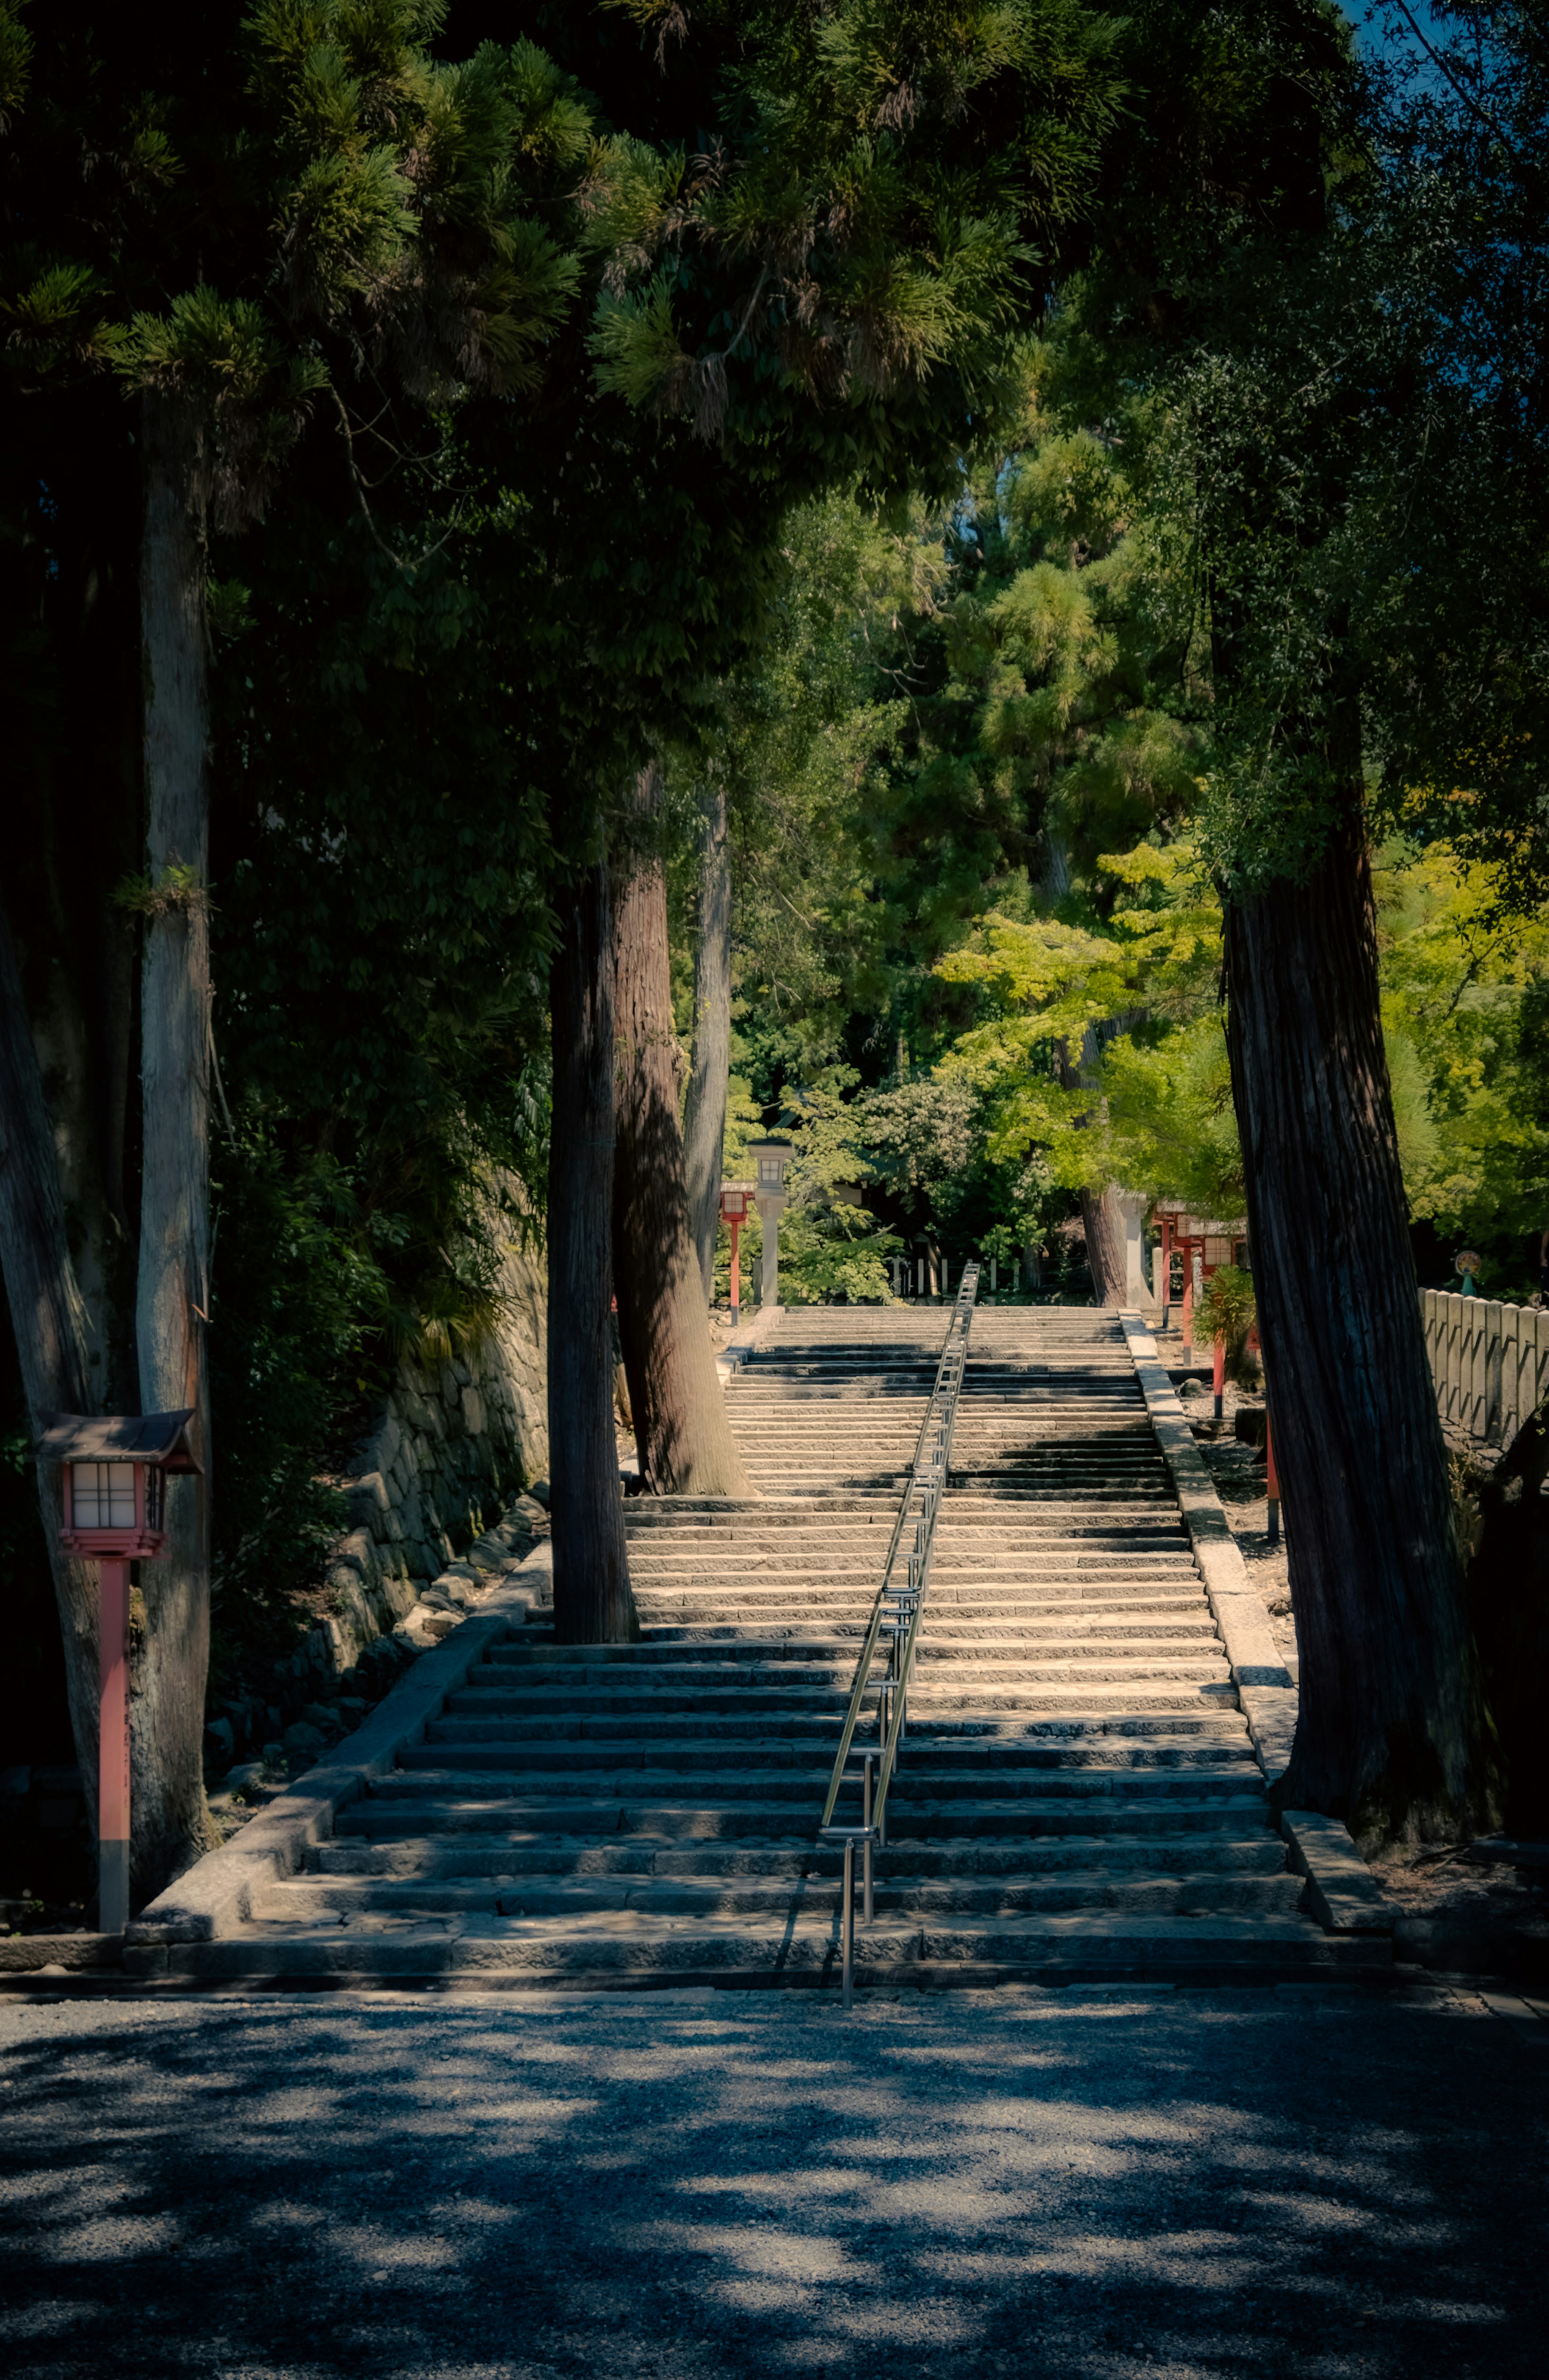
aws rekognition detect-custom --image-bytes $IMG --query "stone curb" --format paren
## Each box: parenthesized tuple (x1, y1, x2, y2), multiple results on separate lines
(1117, 1310, 1390, 1952)
(1117, 1312, 1296, 1777)
(718, 1304, 787, 1379)
(125, 1571, 539, 1961)
(1280, 1810, 1393, 1934)
(0, 1934, 123, 1974)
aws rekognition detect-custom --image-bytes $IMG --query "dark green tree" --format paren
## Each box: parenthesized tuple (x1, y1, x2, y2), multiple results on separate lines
(0, 0, 589, 1896)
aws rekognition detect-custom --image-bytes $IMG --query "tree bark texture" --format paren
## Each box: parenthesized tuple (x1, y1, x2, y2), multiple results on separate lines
(547, 862, 637, 1642)
(1468, 1404, 1549, 1836)
(133, 391, 216, 1895)
(682, 776, 731, 1303)
(1059, 1017, 1129, 1306)
(612, 766, 754, 1498)
(0, 896, 106, 1832)
(1078, 1185, 1128, 1306)
(1224, 804, 1499, 1843)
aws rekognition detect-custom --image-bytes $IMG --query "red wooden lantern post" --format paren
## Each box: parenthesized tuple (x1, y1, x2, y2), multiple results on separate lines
(39, 1411, 202, 1935)
(718, 1183, 753, 1319)
(1265, 1417, 1281, 1548)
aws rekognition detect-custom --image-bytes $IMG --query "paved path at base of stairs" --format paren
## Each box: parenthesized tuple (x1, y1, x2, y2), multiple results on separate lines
(1, 1987, 1544, 2380)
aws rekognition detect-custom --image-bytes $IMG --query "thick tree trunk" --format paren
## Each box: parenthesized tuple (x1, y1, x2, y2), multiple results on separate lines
(547, 862, 637, 1642)
(682, 776, 731, 1302)
(1058, 1022, 1128, 1305)
(133, 392, 216, 1895)
(612, 765, 754, 1498)
(1224, 802, 1499, 1844)
(1079, 1185, 1128, 1306)
(0, 898, 104, 1831)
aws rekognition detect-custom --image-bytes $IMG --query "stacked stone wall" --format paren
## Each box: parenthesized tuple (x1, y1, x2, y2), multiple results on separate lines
(306, 1223, 549, 1677)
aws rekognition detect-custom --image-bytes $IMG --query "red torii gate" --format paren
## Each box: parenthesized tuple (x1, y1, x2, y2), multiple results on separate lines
(1151, 1201, 1248, 1339)
(1152, 1201, 1280, 1535)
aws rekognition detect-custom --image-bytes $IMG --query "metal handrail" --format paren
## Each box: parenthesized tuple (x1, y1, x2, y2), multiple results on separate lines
(819, 1262, 980, 1843)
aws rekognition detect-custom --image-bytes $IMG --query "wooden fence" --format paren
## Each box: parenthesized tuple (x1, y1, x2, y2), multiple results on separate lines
(1423, 1290, 1549, 1448)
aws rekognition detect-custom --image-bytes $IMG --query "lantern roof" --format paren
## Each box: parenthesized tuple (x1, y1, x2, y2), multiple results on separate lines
(1152, 1201, 1247, 1235)
(37, 1410, 203, 1475)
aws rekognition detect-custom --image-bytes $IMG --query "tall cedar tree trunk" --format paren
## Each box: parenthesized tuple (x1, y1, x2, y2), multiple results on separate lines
(1058, 1020, 1127, 1304)
(132, 393, 216, 1894)
(682, 776, 731, 1302)
(0, 901, 105, 1831)
(547, 861, 637, 1641)
(612, 765, 754, 1497)
(1079, 1185, 1128, 1306)
(1224, 802, 1499, 1842)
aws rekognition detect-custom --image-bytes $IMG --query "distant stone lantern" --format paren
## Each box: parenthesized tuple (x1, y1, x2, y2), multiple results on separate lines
(718, 1181, 755, 1317)
(746, 1138, 792, 1308)
(39, 1410, 203, 1935)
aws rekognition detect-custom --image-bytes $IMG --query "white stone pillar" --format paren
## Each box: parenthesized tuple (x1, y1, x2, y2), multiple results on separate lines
(1115, 1191, 1157, 1312)
(755, 1193, 785, 1306)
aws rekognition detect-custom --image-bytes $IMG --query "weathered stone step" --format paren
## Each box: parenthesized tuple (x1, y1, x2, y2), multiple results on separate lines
(253, 1868, 1307, 1922)
(630, 1552, 1199, 1572)
(443, 1665, 1229, 1720)
(390, 1756, 1263, 1803)
(628, 1599, 1211, 1625)
(622, 1518, 1179, 1541)
(154, 1910, 1379, 1980)
(314, 1831, 1288, 1881)
(632, 1596, 1212, 1624)
(462, 1701, 1245, 1734)
(426, 1718, 1253, 1764)
(340, 1789, 1268, 1839)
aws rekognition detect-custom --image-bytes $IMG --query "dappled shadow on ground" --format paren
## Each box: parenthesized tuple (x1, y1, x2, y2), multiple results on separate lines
(0, 1987, 1544, 2378)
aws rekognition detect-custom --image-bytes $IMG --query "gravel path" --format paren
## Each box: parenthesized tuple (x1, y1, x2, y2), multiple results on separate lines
(2, 1983, 1545, 2378)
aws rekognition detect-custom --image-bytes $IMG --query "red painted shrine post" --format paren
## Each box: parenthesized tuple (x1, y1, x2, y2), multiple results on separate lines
(38, 1411, 202, 1934)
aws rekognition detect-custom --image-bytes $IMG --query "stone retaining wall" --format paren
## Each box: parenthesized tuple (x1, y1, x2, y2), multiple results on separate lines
(308, 1224, 549, 1678)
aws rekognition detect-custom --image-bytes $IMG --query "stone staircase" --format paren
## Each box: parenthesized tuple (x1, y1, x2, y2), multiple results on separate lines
(167, 1305, 1382, 1985)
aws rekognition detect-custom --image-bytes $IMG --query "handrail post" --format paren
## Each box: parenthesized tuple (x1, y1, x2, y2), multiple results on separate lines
(863, 1755, 874, 1924)
(842, 1839, 854, 2008)
(819, 1822, 877, 2010)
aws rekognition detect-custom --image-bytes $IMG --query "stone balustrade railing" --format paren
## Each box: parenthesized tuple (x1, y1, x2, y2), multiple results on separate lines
(1424, 1289, 1549, 1449)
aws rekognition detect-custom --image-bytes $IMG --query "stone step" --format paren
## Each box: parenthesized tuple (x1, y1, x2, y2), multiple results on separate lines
(155, 1910, 1382, 1981)
(251, 1868, 1308, 1922)
(626, 1588, 1203, 1609)
(313, 1832, 1289, 1881)
(446, 1676, 1231, 1711)
(630, 1551, 1200, 1568)
(442, 1690, 1247, 1732)
(388, 1756, 1264, 1802)
(339, 1790, 1269, 1839)
(425, 1718, 1255, 1763)
(642, 1511, 1228, 1528)
(630, 1591, 1211, 1617)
